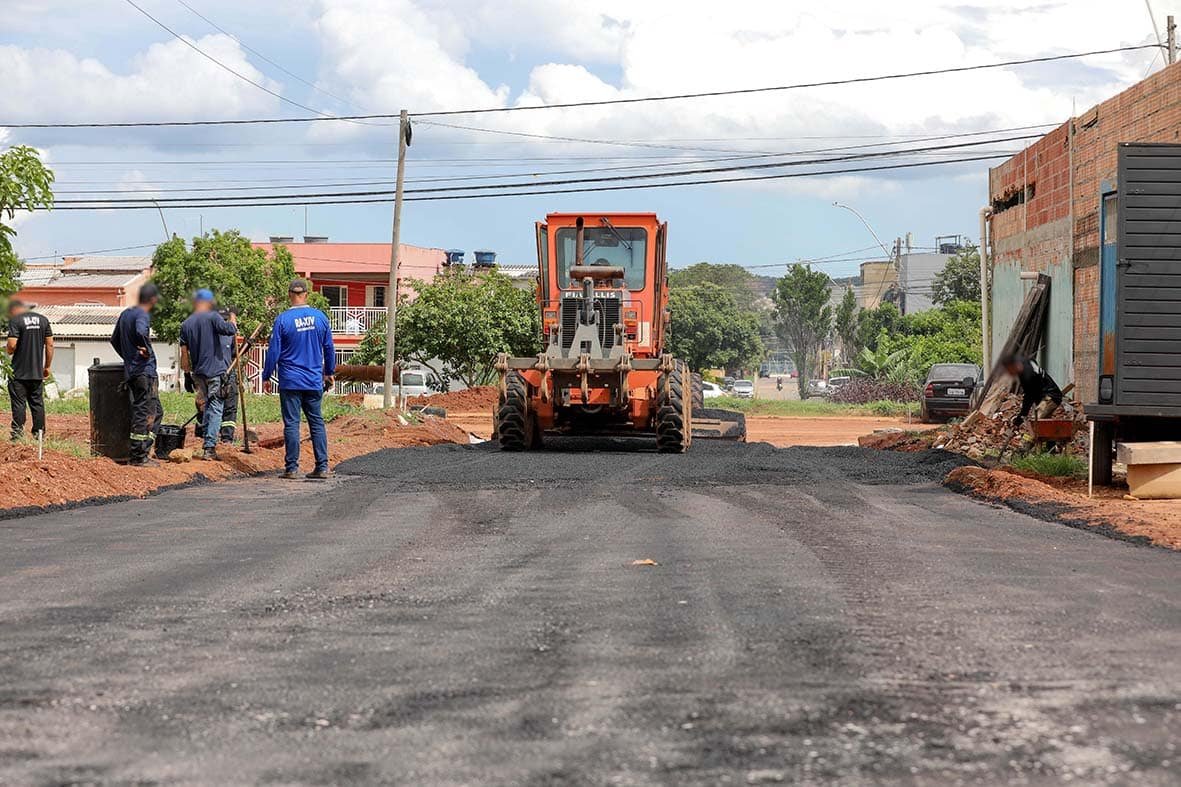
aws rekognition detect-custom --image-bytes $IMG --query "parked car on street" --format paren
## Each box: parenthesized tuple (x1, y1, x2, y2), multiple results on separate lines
(825, 376, 852, 397)
(731, 379, 755, 399)
(372, 368, 434, 399)
(921, 363, 984, 422)
(721, 376, 736, 391)
(805, 378, 828, 398)
(702, 381, 724, 399)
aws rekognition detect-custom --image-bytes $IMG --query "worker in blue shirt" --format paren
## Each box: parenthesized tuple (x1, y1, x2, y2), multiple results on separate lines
(179, 289, 237, 461)
(261, 279, 335, 479)
(110, 283, 162, 466)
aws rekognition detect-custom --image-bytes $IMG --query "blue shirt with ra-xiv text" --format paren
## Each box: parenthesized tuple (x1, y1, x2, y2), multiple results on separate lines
(261, 305, 335, 391)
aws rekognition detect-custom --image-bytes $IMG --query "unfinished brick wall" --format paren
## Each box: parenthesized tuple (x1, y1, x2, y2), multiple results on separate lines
(988, 62, 1181, 404)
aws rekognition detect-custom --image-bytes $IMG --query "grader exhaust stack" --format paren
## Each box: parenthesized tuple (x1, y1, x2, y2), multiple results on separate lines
(493, 212, 746, 451)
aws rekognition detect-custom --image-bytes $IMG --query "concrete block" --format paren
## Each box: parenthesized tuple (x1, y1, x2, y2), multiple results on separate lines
(1127, 462, 1181, 500)
(1116, 441, 1181, 465)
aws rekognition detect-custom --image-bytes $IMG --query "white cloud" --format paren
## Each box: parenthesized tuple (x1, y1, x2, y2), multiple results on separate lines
(306, 0, 1157, 198)
(0, 34, 281, 123)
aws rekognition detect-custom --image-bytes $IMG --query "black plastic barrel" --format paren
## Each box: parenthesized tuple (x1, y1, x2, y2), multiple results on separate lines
(89, 361, 131, 462)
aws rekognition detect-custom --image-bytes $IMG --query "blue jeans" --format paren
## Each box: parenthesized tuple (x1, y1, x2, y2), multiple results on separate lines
(194, 375, 224, 451)
(280, 389, 328, 473)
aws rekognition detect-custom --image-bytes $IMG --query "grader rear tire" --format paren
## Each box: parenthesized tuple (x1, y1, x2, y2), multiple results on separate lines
(691, 372, 705, 412)
(657, 365, 690, 454)
(496, 372, 537, 451)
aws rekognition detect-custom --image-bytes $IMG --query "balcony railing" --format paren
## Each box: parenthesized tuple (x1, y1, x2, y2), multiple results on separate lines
(328, 306, 386, 335)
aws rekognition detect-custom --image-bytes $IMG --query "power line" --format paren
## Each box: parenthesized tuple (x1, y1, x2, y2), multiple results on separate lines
(52, 135, 1036, 204)
(4, 44, 1154, 128)
(49, 125, 1041, 196)
(44, 153, 1009, 209)
(21, 243, 160, 260)
(173, 0, 361, 112)
(120, 0, 333, 119)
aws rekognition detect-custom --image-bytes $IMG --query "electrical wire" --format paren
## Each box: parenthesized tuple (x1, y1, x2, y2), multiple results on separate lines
(173, 0, 361, 112)
(51, 124, 1037, 194)
(120, 0, 334, 119)
(43, 153, 1009, 209)
(21, 243, 160, 260)
(3, 44, 1155, 128)
(52, 135, 1037, 204)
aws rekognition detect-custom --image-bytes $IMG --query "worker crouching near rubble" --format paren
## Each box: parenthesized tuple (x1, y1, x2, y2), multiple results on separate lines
(111, 283, 163, 467)
(261, 279, 335, 480)
(180, 289, 237, 462)
(1000, 353, 1064, 426)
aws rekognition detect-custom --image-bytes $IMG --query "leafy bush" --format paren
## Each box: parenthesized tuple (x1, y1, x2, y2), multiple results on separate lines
(829, 377, 920, 404)
(1010, 451, 1086, 478)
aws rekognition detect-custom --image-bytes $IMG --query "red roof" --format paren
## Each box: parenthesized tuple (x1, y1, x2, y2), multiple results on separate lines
(252, 242, 445, 279)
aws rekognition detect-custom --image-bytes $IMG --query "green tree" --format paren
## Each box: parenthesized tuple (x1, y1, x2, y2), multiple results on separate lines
(667, 283, 764, 372)
(668, 262, 764, 311)
(771, 265, 833, 398)
(930, 245, 982, 305)
(353, 269, 538, 389)
(855, 302, 903, 354)
(150, 230, 327, 343)
(833, 286, 860, 362)
(1, 145, 54, 297)
(861, 300, 982, 385)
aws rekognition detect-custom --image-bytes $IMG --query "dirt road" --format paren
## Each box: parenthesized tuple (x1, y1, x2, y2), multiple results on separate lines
(445, 411, 933, 447)
(2, 441, 1179, 783)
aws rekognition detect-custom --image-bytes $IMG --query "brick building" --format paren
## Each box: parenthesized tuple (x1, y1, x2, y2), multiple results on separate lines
(987, 62, 1181, 403)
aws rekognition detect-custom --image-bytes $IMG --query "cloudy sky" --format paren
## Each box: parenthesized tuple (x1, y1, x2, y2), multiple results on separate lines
(0, 0, 1165, 275)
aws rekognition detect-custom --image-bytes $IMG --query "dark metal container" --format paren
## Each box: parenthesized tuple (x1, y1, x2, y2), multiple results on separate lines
(88, 361, 131, 462)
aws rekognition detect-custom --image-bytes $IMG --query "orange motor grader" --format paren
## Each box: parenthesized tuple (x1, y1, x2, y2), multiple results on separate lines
(494, 212, 744, 452)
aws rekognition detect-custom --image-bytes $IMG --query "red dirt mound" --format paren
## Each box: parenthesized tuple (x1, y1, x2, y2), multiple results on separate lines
(410, 385, 498, 412)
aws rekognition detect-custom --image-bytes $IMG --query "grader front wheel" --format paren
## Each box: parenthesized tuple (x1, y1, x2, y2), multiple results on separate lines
(497, 372, 540, 451)
(656, 365, 690, 453)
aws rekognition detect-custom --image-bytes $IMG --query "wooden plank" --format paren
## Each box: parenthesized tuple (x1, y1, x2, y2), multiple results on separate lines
(1116, 441, 1181, 465)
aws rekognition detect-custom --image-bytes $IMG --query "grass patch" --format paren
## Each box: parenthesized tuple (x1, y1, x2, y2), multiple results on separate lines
(1010, 451, 1087, 479)
(709, 396, 918, 419)
(3, 391, 362, 425)
(11, 434, 91, 459)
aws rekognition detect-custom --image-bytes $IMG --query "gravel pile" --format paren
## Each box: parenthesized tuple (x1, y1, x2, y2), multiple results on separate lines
(336, 439, 973, 489)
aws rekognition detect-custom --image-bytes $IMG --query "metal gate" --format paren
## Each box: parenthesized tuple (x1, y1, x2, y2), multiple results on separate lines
(1115, 143, 1181, 412)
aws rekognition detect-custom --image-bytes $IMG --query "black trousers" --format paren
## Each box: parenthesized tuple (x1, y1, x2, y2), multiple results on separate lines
(8, 378, 45, 440)
(128, 374, 162, 462)
(220, 371, 239, 442)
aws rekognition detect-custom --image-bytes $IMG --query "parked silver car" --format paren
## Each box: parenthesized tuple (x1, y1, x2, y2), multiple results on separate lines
(731, 379, 755, 399)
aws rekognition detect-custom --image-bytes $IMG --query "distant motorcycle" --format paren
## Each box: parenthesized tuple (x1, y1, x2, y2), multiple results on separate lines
(776, 377, 783, 392)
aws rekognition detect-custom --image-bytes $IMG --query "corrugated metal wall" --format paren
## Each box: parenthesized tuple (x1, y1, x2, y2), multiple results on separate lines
(990, 257, 1074, 386)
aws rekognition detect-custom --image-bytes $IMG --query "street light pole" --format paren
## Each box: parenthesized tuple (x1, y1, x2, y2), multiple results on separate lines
(832, 202, 898, 309)
(383, 109, 410, 410)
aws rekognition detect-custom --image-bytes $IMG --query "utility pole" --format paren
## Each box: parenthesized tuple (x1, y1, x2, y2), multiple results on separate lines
(1169, 15, 1177, 64)
(383, 109, 411, 410)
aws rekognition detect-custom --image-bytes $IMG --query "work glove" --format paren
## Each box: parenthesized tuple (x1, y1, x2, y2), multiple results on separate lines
(183, 372, 195, 394)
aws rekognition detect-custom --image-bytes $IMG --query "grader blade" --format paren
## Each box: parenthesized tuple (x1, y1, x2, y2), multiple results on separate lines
(691, 407, 746, 441)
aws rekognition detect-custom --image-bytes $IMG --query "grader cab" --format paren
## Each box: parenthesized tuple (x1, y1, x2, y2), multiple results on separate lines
(494, 212, 744, 451)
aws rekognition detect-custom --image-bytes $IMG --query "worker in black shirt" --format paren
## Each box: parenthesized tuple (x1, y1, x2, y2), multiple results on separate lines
(1000, 353, 1064, 426)
(5, 299, 54, 442)
(111, 283, 162, 467)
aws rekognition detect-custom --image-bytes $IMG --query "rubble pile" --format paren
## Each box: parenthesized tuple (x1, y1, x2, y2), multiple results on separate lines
(933, 394, 1085, 460)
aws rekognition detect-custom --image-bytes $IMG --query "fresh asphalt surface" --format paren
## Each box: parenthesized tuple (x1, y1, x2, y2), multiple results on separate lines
(2, 440, 1180, 785)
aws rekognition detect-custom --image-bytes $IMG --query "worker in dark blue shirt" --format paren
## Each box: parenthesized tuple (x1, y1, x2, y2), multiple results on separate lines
(179, 289, 237, 461)
(110, 283, 162, 466)
(261, 279, 335, 479)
